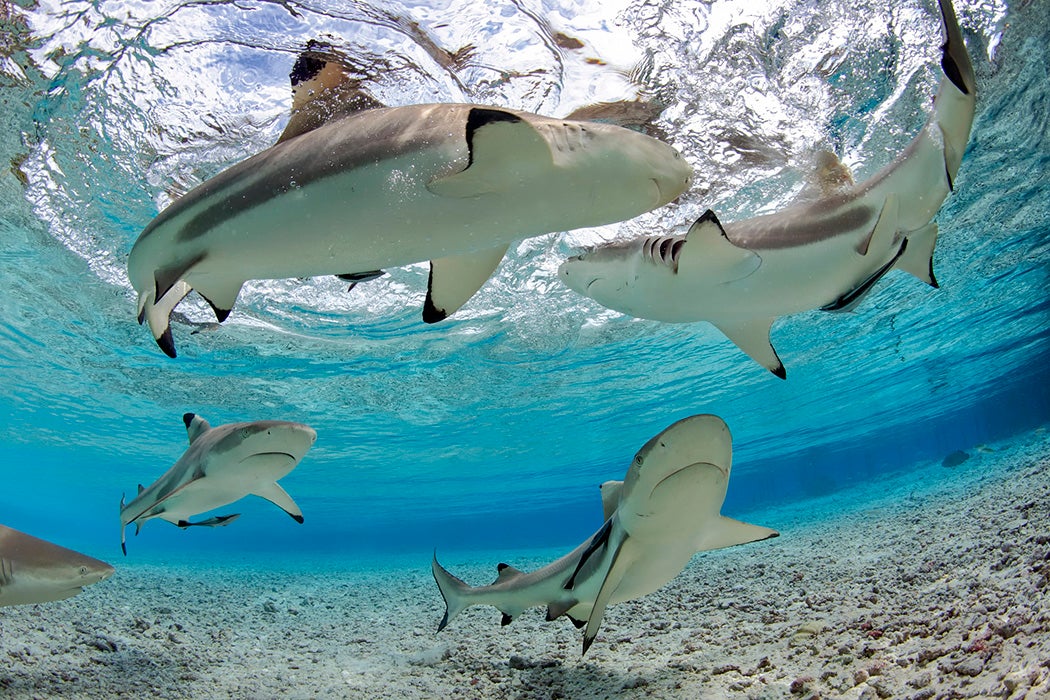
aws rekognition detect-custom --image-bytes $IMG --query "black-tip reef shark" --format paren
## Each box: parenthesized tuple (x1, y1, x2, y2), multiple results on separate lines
(119, 413, 316, 554)
(0, 524, 114, 606)
(432, 414, 778, 654)
(559, 0, 975, 379)
(127, 46, 693, 358)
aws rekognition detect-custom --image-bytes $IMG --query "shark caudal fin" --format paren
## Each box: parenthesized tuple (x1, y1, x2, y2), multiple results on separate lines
(934, 0, 976, 187)
(431, 554, 474, 632)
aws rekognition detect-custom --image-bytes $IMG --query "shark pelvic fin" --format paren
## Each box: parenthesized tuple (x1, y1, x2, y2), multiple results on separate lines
(695, 516, 779, 553)
(432, 554, 473, 632)
(194, 277, 244, 323)
(680, 210, 761, 282)
(712, 317, 785, 379)
(146, 279, 193, 358)
(423, 246, 509, 323)
(278, 41, 384, 144)
(546, 599, 579, 622)
(897, 223, 939, 288)
(855, 194, 899, 257)
(176, 514, 241, 529)
(599, 480, 623, 522)
(252, 481, 304, 523)
(426, 108, 552, 198)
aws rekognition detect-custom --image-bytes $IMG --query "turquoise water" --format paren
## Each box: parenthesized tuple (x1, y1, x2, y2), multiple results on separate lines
(0, 0, 1048, 571)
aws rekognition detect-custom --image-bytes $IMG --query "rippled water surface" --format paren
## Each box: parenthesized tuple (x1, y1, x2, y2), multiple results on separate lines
(0, 0, 1047, 558)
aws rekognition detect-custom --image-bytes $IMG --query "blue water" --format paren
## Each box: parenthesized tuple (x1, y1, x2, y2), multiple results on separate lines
(0, 0, 1047, 571)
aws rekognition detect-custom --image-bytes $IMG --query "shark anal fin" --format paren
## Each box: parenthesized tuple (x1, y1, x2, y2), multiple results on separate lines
(821, 239, 908, 313)
(712, 318, 785, 379)
(146, 279, 194, 358)
(426, 108, 552, 198)
(897, 223, 939, 288)
(546, 599, 579, 622)
(176, 514, 241, 529)
(566, 519, 612, 590)
(423, 246, 508, 323)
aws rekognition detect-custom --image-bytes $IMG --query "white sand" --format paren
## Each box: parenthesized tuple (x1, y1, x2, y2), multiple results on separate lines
(2, 429, 1048, 699)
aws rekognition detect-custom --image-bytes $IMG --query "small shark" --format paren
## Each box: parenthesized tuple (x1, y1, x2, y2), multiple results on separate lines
(0, 524, 115, 606)
(558, 0, 975, 378)
(128, 47, 693, 357)
(119, 413, 316, 553)
(432, 414, 778, 654)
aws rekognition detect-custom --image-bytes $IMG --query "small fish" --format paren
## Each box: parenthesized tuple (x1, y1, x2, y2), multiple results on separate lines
(119, 413, 316, 553)
(0, 524, 114, 606)
(432, 414, 778, 654)
(559, 0, 975, 378)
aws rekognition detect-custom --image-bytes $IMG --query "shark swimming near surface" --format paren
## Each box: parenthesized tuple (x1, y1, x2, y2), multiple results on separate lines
(0, 524, 115, 606)
(119, 413, 316, 554)
(127, 46, 693, 357)
(558, 0, 975, 378)
(432, 414, 778, 654)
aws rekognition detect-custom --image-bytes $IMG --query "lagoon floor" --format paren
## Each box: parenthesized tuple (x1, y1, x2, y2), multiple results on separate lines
(2, 430, 1049, 699)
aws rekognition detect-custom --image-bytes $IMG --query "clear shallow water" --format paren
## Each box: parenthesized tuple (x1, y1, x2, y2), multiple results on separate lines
(0, 0, 1047, 562)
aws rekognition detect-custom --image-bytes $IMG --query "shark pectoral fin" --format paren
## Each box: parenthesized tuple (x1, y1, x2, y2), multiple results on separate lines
(146, 280, 193, 358)
(426, 108, 552, 198)
(855, 195, 899, 256)
(582, 537, 632, 655)
(821, 239, 909, 313)
(432, 554, 474, 632)
(599, 480, 623, 522)
(696, 516, 779, 553)
(194, 277, 245, 323)
(177, 514, 241, 529)
(712, 318, 785, 379)
(423, 245, 509, 323)
(680, 210, 761, 282)
(897, 223, 939, 288)
(252, 481, 304, 523)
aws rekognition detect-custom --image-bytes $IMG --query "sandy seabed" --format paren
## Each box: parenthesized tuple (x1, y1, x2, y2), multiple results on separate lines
(2, 430, 1048, 700)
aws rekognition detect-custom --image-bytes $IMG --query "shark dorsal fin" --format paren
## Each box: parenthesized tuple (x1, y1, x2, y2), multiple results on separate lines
(277, 41, 385, 145)
(183, 413, 211, 443)
(807, 150, 855, 199)
(599, 480, 623, 522)
(137, 484, 145, 494)
(494, 562, 525, 584)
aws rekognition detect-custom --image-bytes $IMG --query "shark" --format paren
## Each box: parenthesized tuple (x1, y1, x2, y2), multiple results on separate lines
(119, 413, 316, 554)
(127, 47, 693, 357)
(558, 0, 975, 378)
(0, 524, 115, 606)
(431, 414, 778, 654)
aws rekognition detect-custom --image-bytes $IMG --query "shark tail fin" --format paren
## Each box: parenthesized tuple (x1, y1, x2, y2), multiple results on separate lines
(431, 554, 474, 632)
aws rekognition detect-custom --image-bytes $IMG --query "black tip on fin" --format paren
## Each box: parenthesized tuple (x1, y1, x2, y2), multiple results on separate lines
(501, 613, 513, 627)
(497, 562, 510, 572)
(422, 265, 449, 324)
(289, 48, 326, 87)
(568, 615, 586, 629)
(121, 541, 127, 556)
(136, 307, 146, 325)
(464, 108, 523, 166)
(292, 514, 305, 524)
(582, 634, 596, 656)
(157, 328, 177, 358)
(183, 413, 195, 428)
(771, 363, 786, 380)
(941, 47, 970, 97)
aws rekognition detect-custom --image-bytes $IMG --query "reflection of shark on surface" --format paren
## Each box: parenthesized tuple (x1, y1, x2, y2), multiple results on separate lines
(127, 46, 693, 357)
(0, 524, 114, 606)
(119, 414, 316, 554)
(559, 0, 975, 378)
(432, 414, 778, 654)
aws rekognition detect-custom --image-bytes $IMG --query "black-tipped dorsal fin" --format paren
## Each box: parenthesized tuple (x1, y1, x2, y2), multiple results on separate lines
(183, 413, 212, 443)
(137, 484, 145, 494)
(493, 563, 525, 585)
(277, 41, 385, 144)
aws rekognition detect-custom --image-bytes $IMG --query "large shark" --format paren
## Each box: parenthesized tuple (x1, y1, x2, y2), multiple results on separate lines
(0, 524, 115, 606)
(128, 48, 693, 357)
(432, 414, 778, 654)
(119, 413, 316, 553)
(558, 0, 975, 378)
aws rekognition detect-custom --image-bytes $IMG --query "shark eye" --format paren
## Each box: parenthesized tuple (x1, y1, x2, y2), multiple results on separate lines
(241, 428, 250, 438)
(634, 455, 643, 465)
(79, 566, 88, 576)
